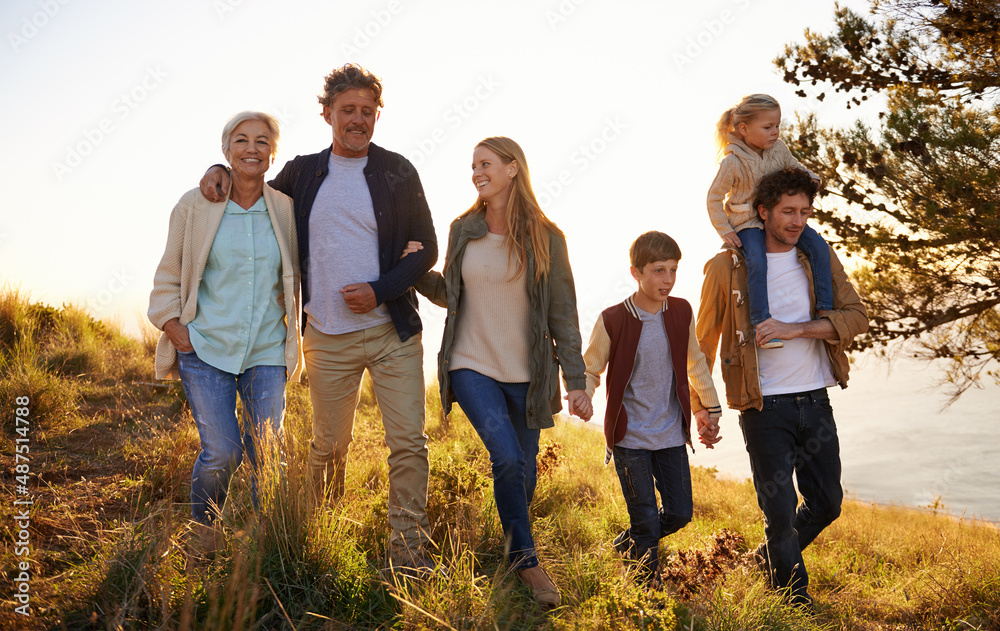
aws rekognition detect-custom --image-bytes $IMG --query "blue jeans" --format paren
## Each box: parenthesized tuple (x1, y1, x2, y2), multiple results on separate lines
(612, 445, 692, 572)
(449, 369, 539, 569)
(739, 225, 834, 327)
(739, 388, 842, 603)
(177, 350, 286, 524)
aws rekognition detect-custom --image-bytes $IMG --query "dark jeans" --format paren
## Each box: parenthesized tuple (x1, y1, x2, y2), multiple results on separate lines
(739, 388, 843, 602)
(449, 369, 540, 569)
(612, 444, 692, 572)
(739, 225, 835, 327)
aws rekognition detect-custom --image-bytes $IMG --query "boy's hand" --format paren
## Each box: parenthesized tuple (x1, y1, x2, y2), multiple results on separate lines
(695, 409, 722, 448)
(565, 390, 593, 421)
(722, 232, 742, 248)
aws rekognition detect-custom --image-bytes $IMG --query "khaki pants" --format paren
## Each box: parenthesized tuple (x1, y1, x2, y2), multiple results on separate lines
(303, 321, 430, 552)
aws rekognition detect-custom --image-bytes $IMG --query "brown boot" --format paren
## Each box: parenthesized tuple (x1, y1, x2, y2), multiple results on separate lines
(517, 564, 561, 607)
(192, 522, 226, 558)
(387, 540, 436, 579)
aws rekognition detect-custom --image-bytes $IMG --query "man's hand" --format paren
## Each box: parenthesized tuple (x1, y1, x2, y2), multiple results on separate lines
(565, 390, 593, 421)
(695, 409, 722, 448)
(163, 318, 194, 353)
(755, 316, 838, 346)
(200, 166, 230, 203)
(755, 318, 796, 347)
(722, 232, 742, 248)
(340, 283, 377, 314)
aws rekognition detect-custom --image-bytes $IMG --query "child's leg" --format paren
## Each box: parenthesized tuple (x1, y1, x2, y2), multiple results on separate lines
(612, 446, 661, 576)
(738, 227, 770, 327)
(649, 445, 693, 538)
(797, 226, 834, 312)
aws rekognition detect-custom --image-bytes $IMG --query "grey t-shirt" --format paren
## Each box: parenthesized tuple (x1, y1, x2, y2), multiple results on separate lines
(618, 306, 686, 450)
(304, 153, 391, 335)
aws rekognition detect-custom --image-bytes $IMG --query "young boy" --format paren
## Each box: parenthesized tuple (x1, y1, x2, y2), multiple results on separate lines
(583, 231, 723, 580)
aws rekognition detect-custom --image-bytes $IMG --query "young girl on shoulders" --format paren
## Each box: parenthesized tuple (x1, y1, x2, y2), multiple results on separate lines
(706, 93, 833, 348)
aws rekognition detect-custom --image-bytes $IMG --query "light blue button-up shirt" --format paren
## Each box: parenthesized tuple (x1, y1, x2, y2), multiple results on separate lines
(188, 196, 286, 374)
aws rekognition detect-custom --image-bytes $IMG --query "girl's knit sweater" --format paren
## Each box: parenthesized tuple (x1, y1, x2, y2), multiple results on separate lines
(706, 133, 815, 238)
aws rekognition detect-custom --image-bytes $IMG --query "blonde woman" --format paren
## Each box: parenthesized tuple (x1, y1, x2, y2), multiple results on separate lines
(417, 137, 592, 607)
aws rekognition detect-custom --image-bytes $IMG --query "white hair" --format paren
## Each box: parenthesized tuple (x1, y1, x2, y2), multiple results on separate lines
(221, 111, 280, 163)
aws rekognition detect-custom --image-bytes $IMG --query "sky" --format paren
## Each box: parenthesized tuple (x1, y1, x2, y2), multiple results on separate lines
(1, 0, 877, 334)
(2, 1, 997, 516)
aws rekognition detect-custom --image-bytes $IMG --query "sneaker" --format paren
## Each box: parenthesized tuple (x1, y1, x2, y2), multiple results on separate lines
(744, 543, 769, 575)
(790, 591, 815, 614)
(613, 529, 634, 558)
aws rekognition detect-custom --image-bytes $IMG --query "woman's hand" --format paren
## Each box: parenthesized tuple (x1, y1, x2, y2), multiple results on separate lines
(565, 389, 593, 421)
(400, 241, 424, 259)
(722, 232, 742, 248)
(163, 318, 194, 353)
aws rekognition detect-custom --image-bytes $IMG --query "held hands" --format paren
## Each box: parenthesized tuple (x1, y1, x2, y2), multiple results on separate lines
(340, 283, 377, 314)
(200, 166, 231, 203)
(695, 409, 722, 449)
(565, 390, 593, 421)
(722, 232, 742, 248)
(163, 318, 193, 353)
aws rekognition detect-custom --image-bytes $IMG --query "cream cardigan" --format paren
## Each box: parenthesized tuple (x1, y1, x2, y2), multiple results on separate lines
(706, 135, 816, 238)
(148, 185, 302, 381)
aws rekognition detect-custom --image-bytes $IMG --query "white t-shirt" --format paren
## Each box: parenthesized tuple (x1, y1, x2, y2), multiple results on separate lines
(757, 249, 836, 395)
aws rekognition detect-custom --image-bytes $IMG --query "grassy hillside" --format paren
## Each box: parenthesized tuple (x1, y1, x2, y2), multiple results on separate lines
(1, 288, 998, 630)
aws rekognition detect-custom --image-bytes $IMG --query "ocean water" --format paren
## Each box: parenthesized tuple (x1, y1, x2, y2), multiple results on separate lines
(579, 357, 1000, 523)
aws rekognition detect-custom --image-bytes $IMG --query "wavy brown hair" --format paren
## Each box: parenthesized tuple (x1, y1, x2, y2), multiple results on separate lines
(317, 63, 384, 108)
(461, 137, 563, 283)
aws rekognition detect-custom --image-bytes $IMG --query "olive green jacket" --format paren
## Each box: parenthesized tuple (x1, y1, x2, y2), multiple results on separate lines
(415, 210, 587, 429)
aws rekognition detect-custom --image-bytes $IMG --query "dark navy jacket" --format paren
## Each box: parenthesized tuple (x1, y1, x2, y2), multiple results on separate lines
(269, 142, 437, 341)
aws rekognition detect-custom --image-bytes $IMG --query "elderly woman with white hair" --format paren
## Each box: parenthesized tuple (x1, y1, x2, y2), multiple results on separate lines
(148, 111, 301, 555)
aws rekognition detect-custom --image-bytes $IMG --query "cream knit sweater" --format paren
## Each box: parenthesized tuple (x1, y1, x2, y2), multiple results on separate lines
(148, 185, 302, 381)
(706, 135, 815, 238)
(448, 232, 532, 383)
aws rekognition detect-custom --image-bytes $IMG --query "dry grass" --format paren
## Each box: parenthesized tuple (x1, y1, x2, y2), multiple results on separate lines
(1, 288, 998, 630)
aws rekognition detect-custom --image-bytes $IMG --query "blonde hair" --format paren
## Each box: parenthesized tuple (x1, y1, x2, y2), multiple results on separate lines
(221, 111, 280, 163)
(714, 94, 781, 158)
(461, 136, 563, 283)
